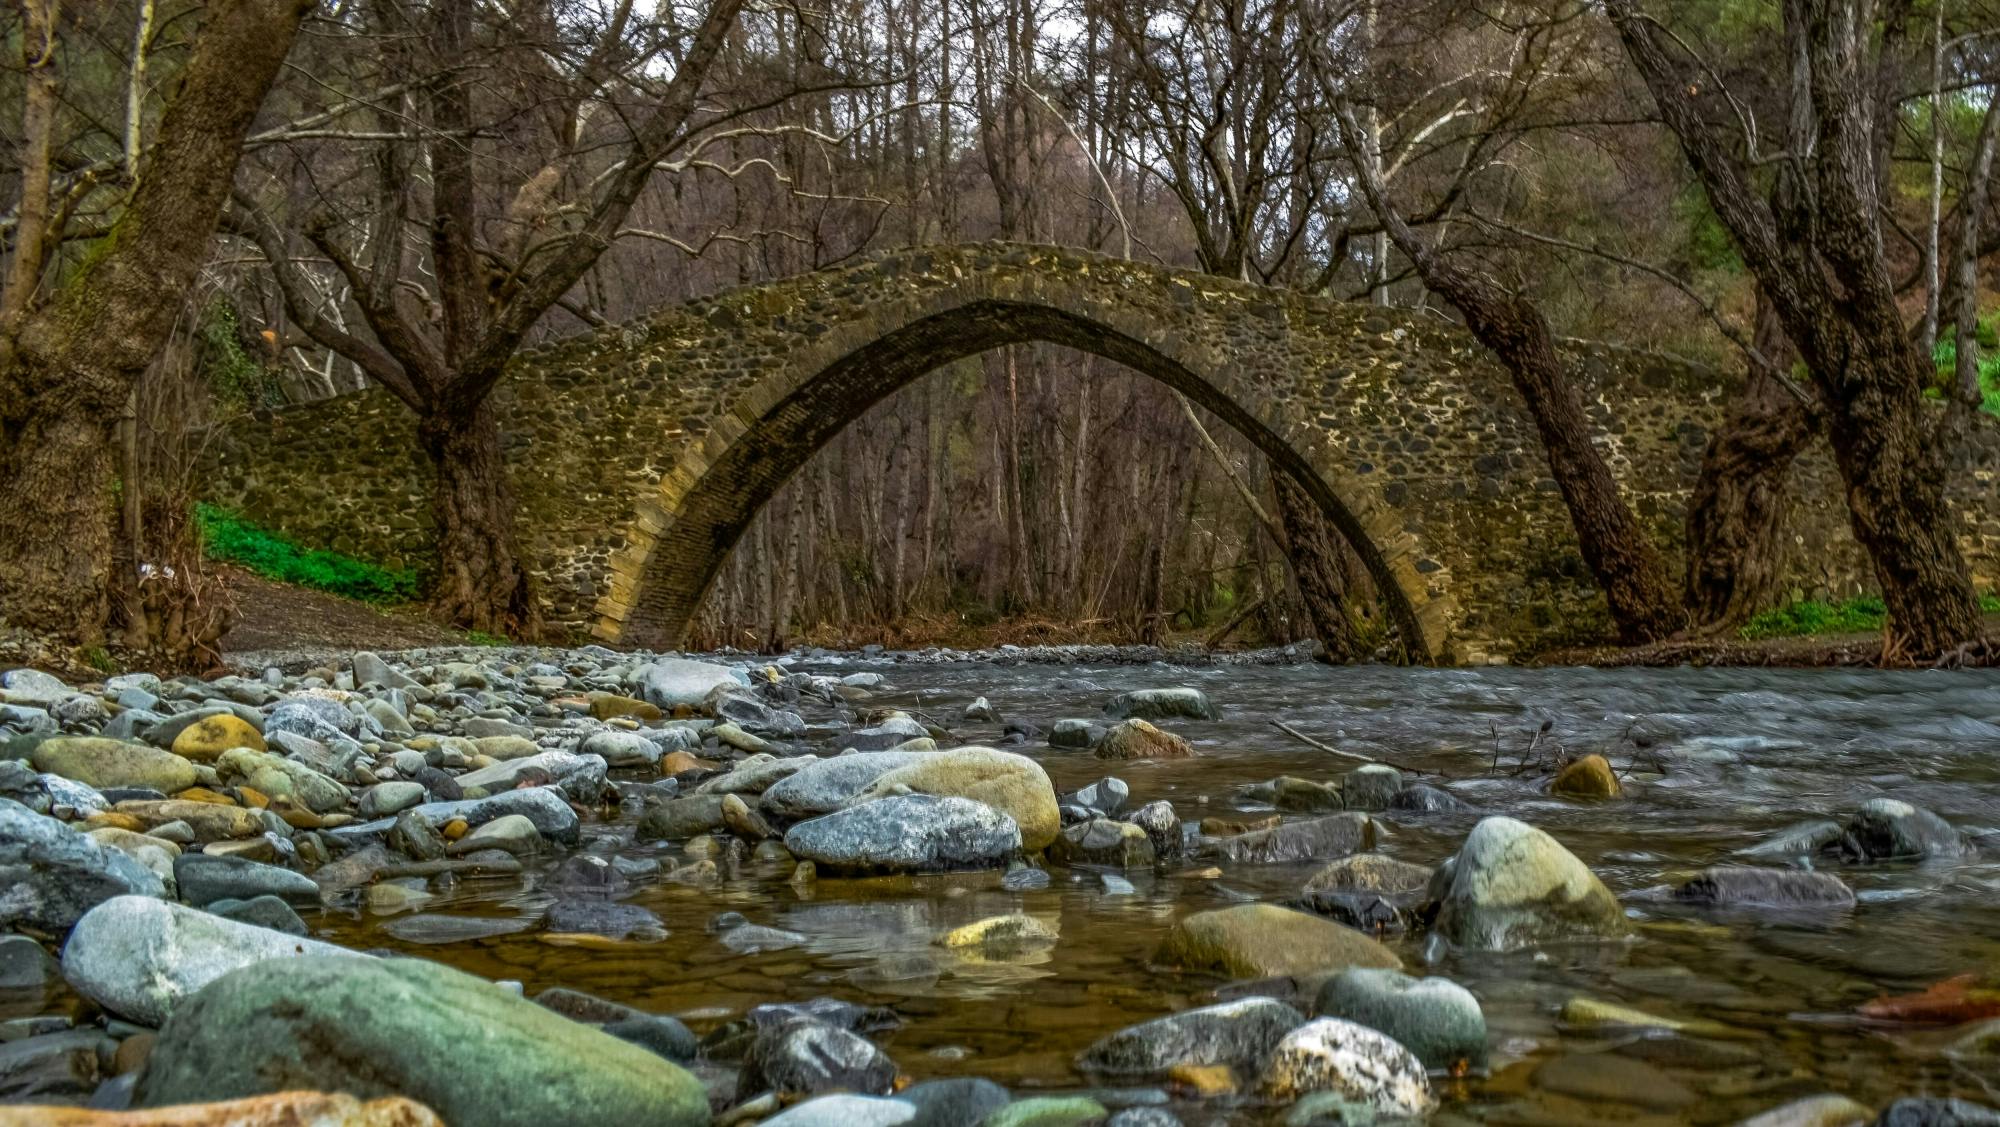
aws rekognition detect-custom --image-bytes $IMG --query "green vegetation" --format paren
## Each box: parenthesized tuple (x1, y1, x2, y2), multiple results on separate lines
(466, 630, 512, 647)
(196, 504, 420, 604)
(1742, 592, 2000, 640)
(1930, 329, 2000, 418)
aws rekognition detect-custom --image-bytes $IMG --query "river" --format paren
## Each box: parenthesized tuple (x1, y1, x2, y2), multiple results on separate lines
(318, 657, 2000, 1123)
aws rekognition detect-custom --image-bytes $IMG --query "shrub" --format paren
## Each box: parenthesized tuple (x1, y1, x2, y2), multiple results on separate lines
(195, 504, 420, 604)
(1743, 592, 2000, 640)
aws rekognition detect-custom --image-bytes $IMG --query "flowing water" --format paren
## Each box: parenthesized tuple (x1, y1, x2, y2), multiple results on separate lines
(320, 660, 2000, 1123)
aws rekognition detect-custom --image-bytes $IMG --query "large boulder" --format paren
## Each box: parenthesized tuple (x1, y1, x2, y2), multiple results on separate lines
(61, 896, 351, 1025)
(27, 737, 196, 794)
(1428, 816, 1630, 950)
(1048, 818, 1155, 869)
(1077, 996, 1304, 1076)
(1258, 1017, 1435, 1116)
(135, 955, 709, 1126)
(760, 752, 927, 820)
(1155, 904, 1400, 979)
(1103, 688, 1219, 721)
(1204, 814, 1374, 865)
(850, 747, 1060, 852)
(784, 794, 1020, 873)
(639, 659, 747, 712)
(0, 798, 164, 933)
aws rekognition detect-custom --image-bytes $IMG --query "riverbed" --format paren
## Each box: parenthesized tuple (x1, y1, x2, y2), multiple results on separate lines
(308, 656, 2000, 1123)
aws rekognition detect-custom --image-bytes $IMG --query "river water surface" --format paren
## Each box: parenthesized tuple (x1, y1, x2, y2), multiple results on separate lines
(323, 659, 2000, 1124)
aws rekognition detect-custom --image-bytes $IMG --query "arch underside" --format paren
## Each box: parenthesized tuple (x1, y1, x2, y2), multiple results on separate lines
(597, 299, 1441, 660)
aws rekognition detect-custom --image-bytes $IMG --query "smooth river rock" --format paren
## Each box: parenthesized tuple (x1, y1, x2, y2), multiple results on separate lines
(1103, 688, 1219, 721)
(61, 896, 350, 1025)
(784, 794, 1020, 873)
(1259, 1017, 1436, 1115)
(0, 798, 164, 934)
(27, 737, 196, 794)
(1155, 904, 1400, 978)
(760, 752, 927, 820)
(850, 747, 1060, 852)
(1204, 814, 1374, 865)
(1314, 968, 1487, 1069)
(135, 955, 709, 1126)
(1428, 816, 1630, 950)
(1077, 996, 1305, 1076)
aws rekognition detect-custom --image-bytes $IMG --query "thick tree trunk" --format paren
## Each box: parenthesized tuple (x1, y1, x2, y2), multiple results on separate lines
(0, 0, 310, 643)
(1822, 367, 1981, 659)
(0, 398, 117, 641)
(1683, 299, 1818, 630)
(1272, 470, 1358, 662)
(417, 399, 542, 639)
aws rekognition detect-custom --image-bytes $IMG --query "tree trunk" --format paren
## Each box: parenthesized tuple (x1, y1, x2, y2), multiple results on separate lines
(1272, 470, 1357, 662)
(0, 398, 117, 641)
(417, 398, 542, 639)
(1682, 298, 1818, 631)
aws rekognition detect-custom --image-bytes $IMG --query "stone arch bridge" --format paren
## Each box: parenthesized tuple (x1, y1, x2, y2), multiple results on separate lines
(204, 243, 2000, 662)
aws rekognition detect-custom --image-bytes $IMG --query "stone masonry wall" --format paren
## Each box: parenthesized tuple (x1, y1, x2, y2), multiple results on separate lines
(203, 243, 2000, 662)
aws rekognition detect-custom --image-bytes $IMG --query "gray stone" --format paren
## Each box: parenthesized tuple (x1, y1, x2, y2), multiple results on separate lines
(459, 750, 606, 801)
(0, 797, 165, 933)
(450, 813, 542, 856)
(0, 669, 70, 706)
(1078, 996, 1305, 1076)
(1338, 766, 1403, 812)
(785, 794, 1020, 873)
(0, 1027, 107, 1102)
(1049, 719, 1107, 749)
(28, 737, 197, 794)
(1735, 819, 1845, 860)
(546, 900, 665, 941)
(207, 894, 309, 936)
(582, 729, 662, 768)
(381, 913, 535, 944)
(135, 954, 709, 1125)
(761, 752, 925, 820)
(692, 753, 806, 796)
(1128, 801, 1182, 858)
(639, 659, 747, 711)
(1831, 799, 1969, 862)
(1070, 777, 1129, 815)
(1872, 1098, 2000, 1126)
(902, 1078, 1013, 1127)
(637, 795, 728, 841)
(1670, 866, 1856, 910)
(1315, 968, 1486, 1070)
(352, 652, 420, 690)
(1050, 818, 1155, 869)
(765, 1095, 918, 1126)
(61, 896, 352, 1025)
(338, 786, 580, 845)
(746, 1018, 897, 1096)
(1103, 688, 1218, 721)
(359, 780, 426, 819)
(175, 853, 321, 907)
(1204, 814, 1374, 865)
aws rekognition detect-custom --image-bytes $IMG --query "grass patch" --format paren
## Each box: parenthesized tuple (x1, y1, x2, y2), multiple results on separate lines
(1742, 592, 2000, 640)
(196, 503, 421, 605)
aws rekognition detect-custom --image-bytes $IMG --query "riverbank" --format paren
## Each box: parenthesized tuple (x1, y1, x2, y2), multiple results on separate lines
(3, 649, 1997, 1124)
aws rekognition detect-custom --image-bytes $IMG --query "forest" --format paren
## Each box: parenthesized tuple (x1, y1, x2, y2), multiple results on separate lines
(3, 0, 1999, 664)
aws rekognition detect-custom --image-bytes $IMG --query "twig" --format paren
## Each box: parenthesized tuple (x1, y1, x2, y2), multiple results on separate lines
(1270, 719, 1435, 777)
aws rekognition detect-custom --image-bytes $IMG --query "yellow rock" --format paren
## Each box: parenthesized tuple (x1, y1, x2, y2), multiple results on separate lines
(238, 786, 271, 809)
(587, 694, 662, 722)
(82, 812, 144, 832)
(442, 819, 469, 841)
(659, 750, 712, 776)
(1552, 754, 1621, 799)
(173, 788, 238, 806)
(1169, 1062, 1236, 1097)
(938, 913, 1058, 953)
(0, 1091, 443, 1126)
(113, 799, 263, 842)
(170, 714, 266, 762)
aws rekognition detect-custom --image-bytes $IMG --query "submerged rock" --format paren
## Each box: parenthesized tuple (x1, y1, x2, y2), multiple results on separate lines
(784, 794, 1020, 873)
(1428, 816, 1629, 950)
(1551, 754, 1621, 799)
(1302, 854, 1432, 896)
(1155, 904, 1400, 979)
(1050, 818, 1156, 869)
(1829, 799, 1969, 862)
(1204, 814, 1373, 865)
(744, 1018, 897, 1097)
(1670, 866, 1856, 910)
(135, 955, 709, 1126)
(1077, 996, 1304, 1076)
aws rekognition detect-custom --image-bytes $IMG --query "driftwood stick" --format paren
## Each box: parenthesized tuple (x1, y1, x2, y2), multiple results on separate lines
(1270, 718, 1439, 777)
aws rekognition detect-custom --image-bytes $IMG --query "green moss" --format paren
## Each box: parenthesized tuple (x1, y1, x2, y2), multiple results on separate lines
(1742, 593, 2000, 640)
(466, 630, 511, 647)
(196, 503, 419, 604)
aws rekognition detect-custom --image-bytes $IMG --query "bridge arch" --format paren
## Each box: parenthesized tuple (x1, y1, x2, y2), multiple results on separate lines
(591, 286, 1451, 659)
